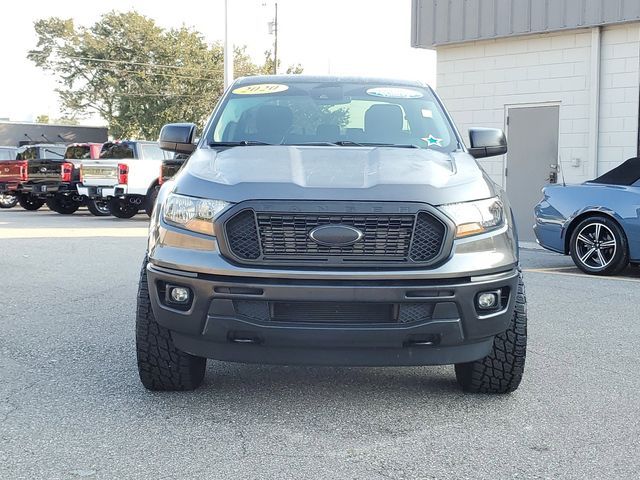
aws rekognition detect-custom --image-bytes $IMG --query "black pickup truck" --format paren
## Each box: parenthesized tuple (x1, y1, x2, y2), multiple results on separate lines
(16, 143, 106, 214)
(15, 144, 68, 211)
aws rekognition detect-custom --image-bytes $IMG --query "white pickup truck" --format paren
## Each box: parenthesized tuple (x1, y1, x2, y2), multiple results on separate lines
(78, 141, 173, 218)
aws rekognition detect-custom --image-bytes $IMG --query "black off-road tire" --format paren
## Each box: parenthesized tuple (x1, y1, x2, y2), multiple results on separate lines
(86, 198, 111, 216)
(145, 184, 160, 217)
(18, 194, 45, 211)
(136, 257, 206, 391)
(569, 215, 629, 276)
(46, 195, 81, 215)
(109, 197, 139, 219)
(0, 193, 18, 209)
(455, 272, 527, 394)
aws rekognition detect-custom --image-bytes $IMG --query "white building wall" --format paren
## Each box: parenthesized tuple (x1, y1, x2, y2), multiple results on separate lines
(435, 24, 640, 186)
(598, 24, 640, 175)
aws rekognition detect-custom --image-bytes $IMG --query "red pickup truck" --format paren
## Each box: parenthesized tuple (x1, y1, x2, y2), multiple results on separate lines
(0, 146, 21, 208)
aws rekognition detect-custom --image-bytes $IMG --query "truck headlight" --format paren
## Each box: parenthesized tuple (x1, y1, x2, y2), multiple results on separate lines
(163, 193, 229, 236)
(439, 197, 504, 238)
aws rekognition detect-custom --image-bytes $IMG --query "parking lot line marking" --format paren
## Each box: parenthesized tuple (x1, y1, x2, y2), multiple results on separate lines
(524, 266, 576, 272)
(0, 228, 148, 239)
(523, 268, 640, 283)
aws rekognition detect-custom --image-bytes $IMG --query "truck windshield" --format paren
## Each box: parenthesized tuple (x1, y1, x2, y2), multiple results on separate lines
(0, 148, 16, 160)
(208, 81, 458, 152)
(100, 142, 134, 159)
(65, 146, 91, 159)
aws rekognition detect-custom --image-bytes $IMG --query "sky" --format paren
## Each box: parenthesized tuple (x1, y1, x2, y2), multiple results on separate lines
(0, 0, 436, 125)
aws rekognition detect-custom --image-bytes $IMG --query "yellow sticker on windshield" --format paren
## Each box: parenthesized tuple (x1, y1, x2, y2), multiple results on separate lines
(232, 84, 289, 95)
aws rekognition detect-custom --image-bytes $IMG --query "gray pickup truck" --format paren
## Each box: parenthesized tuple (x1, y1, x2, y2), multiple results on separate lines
(137, 76, 526, 394)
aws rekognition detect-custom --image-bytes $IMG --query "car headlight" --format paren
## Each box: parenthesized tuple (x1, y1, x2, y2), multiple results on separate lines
(163, 193, 230, 236)
(439, 197, 504, 238)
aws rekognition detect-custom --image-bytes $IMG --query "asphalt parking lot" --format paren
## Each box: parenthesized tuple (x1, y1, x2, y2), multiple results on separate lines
(1, 207, 639, 480)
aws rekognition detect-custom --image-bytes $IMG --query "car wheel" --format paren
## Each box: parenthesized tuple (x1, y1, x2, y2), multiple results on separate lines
(0, 193, 18, 209)
(145, 185, 160, 217)
(455, 271, 527, 394)
(86, 198, 111, 216)
(136, 256, 206, 391)
(18, 194, 45, 211)
(109, 198, 139, 219)
(45, 195, 81, 215)
(569, 216, 629, 276)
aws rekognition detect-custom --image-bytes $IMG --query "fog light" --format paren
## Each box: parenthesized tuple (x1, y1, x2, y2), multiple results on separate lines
(477, 291, 499, 310)
(169, 286, 190, 304)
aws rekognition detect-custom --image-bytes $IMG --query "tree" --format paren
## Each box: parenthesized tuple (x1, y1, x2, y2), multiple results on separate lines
(28, 11, 276, 139)
(261, 49, 303, 75)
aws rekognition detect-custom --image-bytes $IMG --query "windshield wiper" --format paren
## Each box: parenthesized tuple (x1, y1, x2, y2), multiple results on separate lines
(44, 148, 65, 157)
(208, 140, 272, 147)
(335, 141, 420, 149)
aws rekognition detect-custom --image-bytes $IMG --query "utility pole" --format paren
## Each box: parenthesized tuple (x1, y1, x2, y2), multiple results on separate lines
(223, 0, 233, 89)
(266, 2, 278, 74)
(273, 2, 278, 75)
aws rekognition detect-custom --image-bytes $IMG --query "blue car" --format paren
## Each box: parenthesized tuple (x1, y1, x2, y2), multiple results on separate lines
(534, 157, 640, 275)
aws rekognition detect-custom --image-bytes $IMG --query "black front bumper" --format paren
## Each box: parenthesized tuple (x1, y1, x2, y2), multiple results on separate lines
(147, 263, 519, 366)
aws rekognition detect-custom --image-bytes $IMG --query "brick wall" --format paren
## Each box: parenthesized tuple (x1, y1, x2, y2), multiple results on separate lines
(435, 24, 640, 186)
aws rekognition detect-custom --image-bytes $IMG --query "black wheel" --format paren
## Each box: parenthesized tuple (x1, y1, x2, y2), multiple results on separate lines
(136, 256, 206, 391)
(0, 193, 18, 209)
(109, 197, 139, 219)
(569, 216, 629, 276)
(18, 194, 45, 211)
(455, 272, 527, 394)
(86, 198, 111, 216)
(45, 195, 81, 215)
(145, 184, 160, 217)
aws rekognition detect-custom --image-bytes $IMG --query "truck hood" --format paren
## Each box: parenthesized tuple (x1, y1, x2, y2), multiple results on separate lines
(176, 146, 499, 205)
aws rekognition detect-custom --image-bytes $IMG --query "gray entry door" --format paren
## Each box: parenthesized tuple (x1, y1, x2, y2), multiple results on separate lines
(506, 105, 560, 242)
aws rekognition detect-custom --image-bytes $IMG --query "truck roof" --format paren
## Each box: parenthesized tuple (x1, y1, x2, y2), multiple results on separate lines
(233, 75, 428, 89)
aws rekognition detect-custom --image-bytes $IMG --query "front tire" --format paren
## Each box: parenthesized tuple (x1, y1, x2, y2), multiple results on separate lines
(455, 272, 527, 394)
(45, 194, 81, 215)
(0, 193, 18, 209)
(136, 257, 206, 391)
(18, 194, 45, 211)
(109, 197, 139, 219)
(145, 184, 160, 217)
(569, 216, 629, 276)
(86, 198, 111, 216)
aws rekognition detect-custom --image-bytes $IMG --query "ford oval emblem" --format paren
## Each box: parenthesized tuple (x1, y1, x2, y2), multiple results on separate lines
(309, 224, 364, 247)
(40, 167, 47, 173)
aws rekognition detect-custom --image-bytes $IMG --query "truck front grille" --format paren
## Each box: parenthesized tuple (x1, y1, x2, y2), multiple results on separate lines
(233, 300, 435, 324)
(258, 213, 414, 258)
(221, 202, 450, 267)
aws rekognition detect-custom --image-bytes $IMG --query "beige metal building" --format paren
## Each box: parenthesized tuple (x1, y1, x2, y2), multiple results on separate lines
(411, 0, 640, 240)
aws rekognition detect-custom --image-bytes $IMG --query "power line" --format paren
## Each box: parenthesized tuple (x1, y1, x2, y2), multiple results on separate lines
(30, 51, 229, 73)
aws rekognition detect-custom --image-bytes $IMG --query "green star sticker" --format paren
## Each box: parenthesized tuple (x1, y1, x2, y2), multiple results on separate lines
(422, 135, 443, 147)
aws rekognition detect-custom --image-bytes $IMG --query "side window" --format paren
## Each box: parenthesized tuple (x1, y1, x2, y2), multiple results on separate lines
(100, 143, 134, 159)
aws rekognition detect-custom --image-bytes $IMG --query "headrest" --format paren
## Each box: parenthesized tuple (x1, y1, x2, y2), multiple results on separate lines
(256, 105, 293, 135)
(316, 123, 340, 139)
(364, 104, 404, 135)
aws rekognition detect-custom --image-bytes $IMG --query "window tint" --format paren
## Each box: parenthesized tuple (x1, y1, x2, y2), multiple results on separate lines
(209, 82, 457, 151)
(16, 147, 37, 160)
(100, 142, 135, 159)
(65, 146, 91, 159)
(40, 147, 66, 158)
(139, 143, 173, 160)
(0, 148, 16, 160)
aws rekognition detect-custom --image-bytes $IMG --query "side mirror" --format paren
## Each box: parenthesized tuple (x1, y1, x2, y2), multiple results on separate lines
(159, 123, 197, 155)
(468, 128, 507, 159)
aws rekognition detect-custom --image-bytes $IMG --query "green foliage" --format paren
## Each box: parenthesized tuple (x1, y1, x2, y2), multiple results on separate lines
(28, 11, 296, 139)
